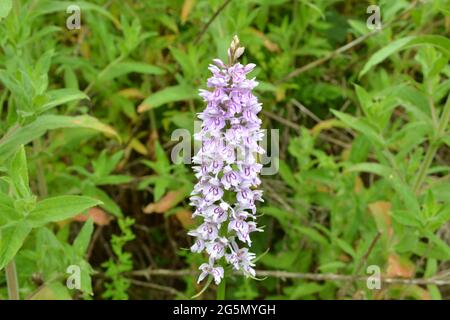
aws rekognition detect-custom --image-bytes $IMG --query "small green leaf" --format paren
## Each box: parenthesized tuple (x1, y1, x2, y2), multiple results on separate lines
(288, 283, 324, 299)
(154, 178, 170, 201)
(0, 0, 12, 20)
(39, 89, 89, 113)
(0, 193, 21, 227)
(331, 110, 385, 146)
(82, 185, 123, 217)
(354, 84, 372, 115)
(73, 218, 94, 256)
(347, 162, 392, 178)
(426, 231, 450, 260)
(294, 225, 329, 246)
(137, 85, 197, 112)
(0, 223, 32, 270)
(0, 115, 119, 163)
(28, 196, 102, 226)
(334, 238, 356, 258)
(101, 61, 165, 81)
(360, 35, 450, 77)
(33, 1, 120, 26)
(278, 160, 297, 189)
(9, 145, 31, 198)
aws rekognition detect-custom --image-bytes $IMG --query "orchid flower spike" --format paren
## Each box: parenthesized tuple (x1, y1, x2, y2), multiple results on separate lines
(189, 35, 265, 284)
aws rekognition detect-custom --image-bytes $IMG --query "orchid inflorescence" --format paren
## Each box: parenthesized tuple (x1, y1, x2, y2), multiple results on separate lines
(189, 36, 265, 285)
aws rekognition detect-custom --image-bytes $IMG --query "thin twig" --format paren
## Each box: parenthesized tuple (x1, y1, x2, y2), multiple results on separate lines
(291, 98, 353, 142)
(263, 110, 350, 148)
(194, 0, 233, 44)
(277, 29, 380, 83)
(129, 279, 188, 299)
(262, 181, 294, 213)
(262, 110, 300, 130)
(290, 99, 321, 123)
(130, 268, 450, 286)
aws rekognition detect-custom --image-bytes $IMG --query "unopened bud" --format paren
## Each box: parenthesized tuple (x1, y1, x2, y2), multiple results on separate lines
(231, 35, 240, 50)
(234, 47, 245, 60)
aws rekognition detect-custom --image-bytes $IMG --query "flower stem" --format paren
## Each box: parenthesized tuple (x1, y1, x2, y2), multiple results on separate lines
(216, 276, 226, 300)
(5, 260, 20, 300)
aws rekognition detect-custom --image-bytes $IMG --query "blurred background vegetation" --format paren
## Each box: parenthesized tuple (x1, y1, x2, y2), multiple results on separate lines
(0, 0, 449, 299)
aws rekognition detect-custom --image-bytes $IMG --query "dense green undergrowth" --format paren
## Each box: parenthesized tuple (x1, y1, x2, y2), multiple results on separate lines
(0, 0, 449, 300)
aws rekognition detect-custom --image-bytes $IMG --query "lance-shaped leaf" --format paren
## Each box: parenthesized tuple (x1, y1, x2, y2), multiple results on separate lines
(360, 35, 450, 77)
(73, 218, 94, 257)
(100, 61, 165, 81)
(0, 223, 32, 270)
(38, 88, 89, 113)
(28, 196, 102, 226)
(0, 115, 119, 163)
(137, 85, 197, 112)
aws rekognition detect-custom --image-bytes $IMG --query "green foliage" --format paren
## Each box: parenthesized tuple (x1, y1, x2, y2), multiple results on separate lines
(102, 217, 135, 300)
(0, 0, 448, 300)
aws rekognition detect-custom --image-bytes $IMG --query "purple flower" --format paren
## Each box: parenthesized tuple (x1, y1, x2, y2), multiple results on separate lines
(198, 259, 224, 285)
(225, 245, 257, 277)
(205, 204, 228, 224)
(191, 238, 205, 253)
(206, 237, 228, 260)
(189, 36, 264, 284)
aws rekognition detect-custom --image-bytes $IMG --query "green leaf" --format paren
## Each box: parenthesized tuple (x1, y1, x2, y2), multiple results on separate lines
(9, 145, 31, 198)
(154, 178, 170, 201)
(334, 237, 356, 258)
(391, 210, 421, 227)
(0, 0, 12, 20)
(331, 110, 385, 146)
(395, 85, 432, 123)
(262, 207, 292, 226)
(426, 231, 450, 260)
(155, 141, 170, 171)
(28, 196, 102, 226)
(347, 162, 392, 178)
(0, 223, 32, 270)
(0, 115, 119, 163)
(360, 35, 450, 76)
(94, 175, 133, 186)
(0, 193, 21, 228)
(82, 185, 123, 217)
(73, 218, 94, 256)
(30, 282, 72, 300)
(354, 84, 372, 115)
(39, 89, 89, 113)
(33, 1, 120, 26)
(79, 259, 94, 295)
(101, 61, 165, 81)
(288, 283, 324, 299)
(137, 85, 197, 112)
(278, 160, 297, 189)
(294, 225, 329, 246)
(348, 163, 421, 215)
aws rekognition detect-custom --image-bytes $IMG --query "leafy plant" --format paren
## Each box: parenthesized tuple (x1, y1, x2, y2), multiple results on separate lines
(102, 217, 135, 300)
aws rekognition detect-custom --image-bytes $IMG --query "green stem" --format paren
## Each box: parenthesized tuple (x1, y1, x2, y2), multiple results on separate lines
(33, 139, 48, 198)
(216, 276, 226, 300)
(412, 94, 450, 194)
(5, 260, 20, 300)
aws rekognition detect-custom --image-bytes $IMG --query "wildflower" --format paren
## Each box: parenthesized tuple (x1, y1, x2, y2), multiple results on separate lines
(189, 35, 264, 284)
(198, 259, 225, 285)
